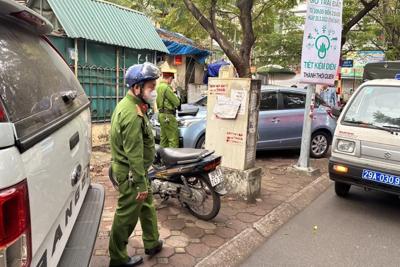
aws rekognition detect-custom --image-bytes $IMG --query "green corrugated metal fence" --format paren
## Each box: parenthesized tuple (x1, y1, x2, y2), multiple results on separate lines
(75, 65, 125, 122)
(49, 36, 154, 122)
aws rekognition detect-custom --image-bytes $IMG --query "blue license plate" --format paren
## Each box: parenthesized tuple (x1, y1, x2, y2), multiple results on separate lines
(362, 169, 400, 187)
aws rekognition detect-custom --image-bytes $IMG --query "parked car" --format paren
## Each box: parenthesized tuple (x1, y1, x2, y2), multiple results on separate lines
(150, 86, 337, 158)
(0, 1, 104, 267)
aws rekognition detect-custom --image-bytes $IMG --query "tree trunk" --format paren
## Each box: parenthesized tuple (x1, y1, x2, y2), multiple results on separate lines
(237, 0, 255, 78)
(182, 0, 254, 78)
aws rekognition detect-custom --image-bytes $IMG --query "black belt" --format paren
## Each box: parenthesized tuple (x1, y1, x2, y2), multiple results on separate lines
(159, 109, 175, 115)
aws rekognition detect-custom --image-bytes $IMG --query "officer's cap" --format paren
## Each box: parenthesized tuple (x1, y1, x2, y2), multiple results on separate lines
(162, 69, 177, 77)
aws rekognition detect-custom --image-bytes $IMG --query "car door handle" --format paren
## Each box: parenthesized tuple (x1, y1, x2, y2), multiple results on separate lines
(70, 132, 80, 150)
(271, 118, 280, 123)
(62, 90, 78, 104)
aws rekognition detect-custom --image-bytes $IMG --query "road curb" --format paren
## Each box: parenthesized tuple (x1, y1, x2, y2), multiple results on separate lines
(196, 173, 333, 267)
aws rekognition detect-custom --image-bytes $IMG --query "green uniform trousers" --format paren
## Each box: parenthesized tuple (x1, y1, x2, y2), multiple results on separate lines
(109, 163, 159, 266)
(159, 113, 179, 148)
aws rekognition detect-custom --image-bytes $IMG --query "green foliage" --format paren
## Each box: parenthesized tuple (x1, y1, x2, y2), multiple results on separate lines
(105, 0, 400, 64)
(342, 0, 400, 60)
(255, 11, 304, 68)
(159, 0, 209, 42)
(105, 0, 303, 61)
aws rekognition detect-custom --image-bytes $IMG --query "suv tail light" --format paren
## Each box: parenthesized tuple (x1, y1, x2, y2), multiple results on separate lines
(321, 104, 336, 120)
(0, 180, 32, 267)
(326, 109, 336, 120)
(0, 100, 8, 122)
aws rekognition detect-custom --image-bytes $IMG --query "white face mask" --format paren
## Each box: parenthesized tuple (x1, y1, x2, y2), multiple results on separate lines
(143, 89, 158, 104)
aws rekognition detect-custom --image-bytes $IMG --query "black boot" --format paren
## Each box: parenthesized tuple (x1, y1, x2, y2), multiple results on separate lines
(145, 240, 163, 256)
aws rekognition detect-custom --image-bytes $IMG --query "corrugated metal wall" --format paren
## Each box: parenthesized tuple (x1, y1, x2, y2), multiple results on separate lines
(48, 36, 154, 122)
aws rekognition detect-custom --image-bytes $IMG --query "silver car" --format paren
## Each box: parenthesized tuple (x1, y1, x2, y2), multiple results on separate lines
(0, 2, 104, 266)
(151, 86, 337, 158)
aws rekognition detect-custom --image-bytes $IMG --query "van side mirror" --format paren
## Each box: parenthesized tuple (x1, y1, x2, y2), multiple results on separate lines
(332, 106, 342, 117)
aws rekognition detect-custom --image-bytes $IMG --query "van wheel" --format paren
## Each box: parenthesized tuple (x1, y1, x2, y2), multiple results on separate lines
(335, 182, 351, 197)
(310, 131, 329, 158)
(196, 135, 206, 149)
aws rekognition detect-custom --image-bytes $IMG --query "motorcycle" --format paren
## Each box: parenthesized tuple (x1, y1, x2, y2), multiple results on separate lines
(109, 145, 227, 220)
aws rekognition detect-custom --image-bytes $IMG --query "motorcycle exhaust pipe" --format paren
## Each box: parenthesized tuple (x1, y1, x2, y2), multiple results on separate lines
(181, 176, 192, 197)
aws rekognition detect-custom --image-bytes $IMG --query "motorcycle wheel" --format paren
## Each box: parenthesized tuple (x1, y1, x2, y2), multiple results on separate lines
(108, 165, 119, 191)
(186, 174, 221, 221)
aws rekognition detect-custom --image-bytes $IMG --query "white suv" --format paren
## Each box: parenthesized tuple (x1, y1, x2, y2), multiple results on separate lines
(0, 1, 104, 267)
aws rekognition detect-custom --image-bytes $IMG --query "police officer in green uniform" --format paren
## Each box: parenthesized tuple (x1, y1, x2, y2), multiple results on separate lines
(109, 63, 163, 267)
(156, 69, 181, 148)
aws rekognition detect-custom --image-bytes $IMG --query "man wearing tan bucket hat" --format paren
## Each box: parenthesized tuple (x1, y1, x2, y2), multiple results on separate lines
(156, 69, 181, 148)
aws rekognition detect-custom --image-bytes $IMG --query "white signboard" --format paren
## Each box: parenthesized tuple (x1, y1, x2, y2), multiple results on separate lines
(300, 0, 343, 85)
(231, 89, 247, 115)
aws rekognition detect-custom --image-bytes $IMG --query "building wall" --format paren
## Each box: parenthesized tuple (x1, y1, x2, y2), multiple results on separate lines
(195, 64, 205, 84)
(165, 56, 187, 89)
(163, 55, 206, 92)
(341, 78, 363, 101)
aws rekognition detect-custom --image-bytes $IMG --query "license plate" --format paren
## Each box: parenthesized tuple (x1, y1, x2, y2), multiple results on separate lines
(362, 169, 400, 187)
(209, 168, 224, 187)
(152, 129, 156, 136)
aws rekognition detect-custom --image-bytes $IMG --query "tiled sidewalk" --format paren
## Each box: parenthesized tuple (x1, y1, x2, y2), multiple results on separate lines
(90, 147, 329, 267)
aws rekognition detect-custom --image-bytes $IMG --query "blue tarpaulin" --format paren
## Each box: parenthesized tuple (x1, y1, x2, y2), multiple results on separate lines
(156, 28, 210, 64)
(203, 60, 230, 84)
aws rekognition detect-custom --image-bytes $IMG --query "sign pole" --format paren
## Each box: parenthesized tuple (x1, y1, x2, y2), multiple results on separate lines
(295, 0, 343, 175)
(297, 84, 316, 169)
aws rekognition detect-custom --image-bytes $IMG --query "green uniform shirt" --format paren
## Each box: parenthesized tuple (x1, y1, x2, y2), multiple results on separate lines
(110, 93, 155, 192)
(156, 81, 180, 111)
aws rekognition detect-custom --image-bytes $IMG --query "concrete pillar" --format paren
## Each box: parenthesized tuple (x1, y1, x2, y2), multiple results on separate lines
(205, 74, 262, 202)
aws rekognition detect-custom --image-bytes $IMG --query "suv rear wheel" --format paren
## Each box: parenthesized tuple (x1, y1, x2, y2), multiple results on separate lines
(310, 131, 329, 158)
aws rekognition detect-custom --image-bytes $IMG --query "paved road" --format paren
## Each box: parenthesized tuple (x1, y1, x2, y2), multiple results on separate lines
(241, 185, 400, 267)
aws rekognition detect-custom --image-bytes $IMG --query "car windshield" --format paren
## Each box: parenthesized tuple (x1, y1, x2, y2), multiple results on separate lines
(193, 97, 207, 107)
(343, 86, 400, 130)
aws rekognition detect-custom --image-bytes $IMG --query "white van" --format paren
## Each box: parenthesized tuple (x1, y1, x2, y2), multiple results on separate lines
(329, 78, 400, 197)
(0, 1, 104, 266)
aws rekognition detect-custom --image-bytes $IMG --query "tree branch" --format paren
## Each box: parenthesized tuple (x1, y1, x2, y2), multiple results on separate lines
(216, 9, 237, 16)
(252, 1, 276, 22)
(182, 0, 245, 74)
(341, 0, 380, 48)
(182, 0, 216, 39)
(232, 0, 255, 77)
(210, 0, 218, 35)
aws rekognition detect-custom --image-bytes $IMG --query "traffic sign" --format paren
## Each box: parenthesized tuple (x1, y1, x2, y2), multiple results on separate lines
(342, 60, 354, 68)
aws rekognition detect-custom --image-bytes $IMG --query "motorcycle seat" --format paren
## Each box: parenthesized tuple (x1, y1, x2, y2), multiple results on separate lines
(155, 144, 163, 158)
(160, 147, 210, 166)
